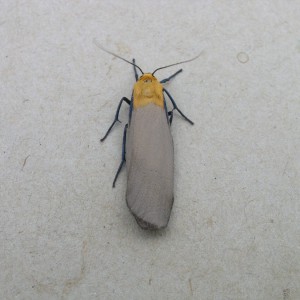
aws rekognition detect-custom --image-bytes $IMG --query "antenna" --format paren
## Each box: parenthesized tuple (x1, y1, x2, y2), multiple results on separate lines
(152, 52, 203, 75)
(93, 39, 144, 74)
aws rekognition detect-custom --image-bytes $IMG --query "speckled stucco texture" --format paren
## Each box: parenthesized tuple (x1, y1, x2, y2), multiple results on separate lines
(1, 1, 300, 299)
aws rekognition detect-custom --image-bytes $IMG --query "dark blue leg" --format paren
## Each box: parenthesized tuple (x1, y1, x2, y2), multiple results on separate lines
(168, 110, 174, 125)
(163, 88, 194, 125)
(133, 58, 139, 81)
(160, 69, 183, 83)
(113, 124, 128, 188)
(101, 97, 130, 141)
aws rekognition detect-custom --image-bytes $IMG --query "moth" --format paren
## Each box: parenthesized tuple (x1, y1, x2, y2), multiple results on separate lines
(98, 42, 200, 229)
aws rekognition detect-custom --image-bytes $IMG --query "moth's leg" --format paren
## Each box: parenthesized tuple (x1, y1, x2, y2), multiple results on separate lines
(168, 110, 174, 125)
(113, 124, 128, 188)
(163, 88, 194, 125)
(100, 97, 130, 142)
(132, 58, 139, 81)
(160, 69, 183, 84)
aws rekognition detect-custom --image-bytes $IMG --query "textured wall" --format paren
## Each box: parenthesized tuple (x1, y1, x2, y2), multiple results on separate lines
(1, 1, 299, 299)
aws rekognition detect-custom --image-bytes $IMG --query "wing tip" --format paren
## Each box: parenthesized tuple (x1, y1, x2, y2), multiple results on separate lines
(126, 195, 174, 230)
(134, 215, 167, 230)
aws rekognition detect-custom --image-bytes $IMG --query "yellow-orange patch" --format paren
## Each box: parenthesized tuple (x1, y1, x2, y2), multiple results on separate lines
(133, 74, 164, 109)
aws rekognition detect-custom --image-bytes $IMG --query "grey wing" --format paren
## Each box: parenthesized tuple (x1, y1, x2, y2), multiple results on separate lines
(126, 103, 174, 229)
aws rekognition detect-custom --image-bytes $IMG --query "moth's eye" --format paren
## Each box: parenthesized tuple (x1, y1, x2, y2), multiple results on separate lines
(144, 79, 152, 83)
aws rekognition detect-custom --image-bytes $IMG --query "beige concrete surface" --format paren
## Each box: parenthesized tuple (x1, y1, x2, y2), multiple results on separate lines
(1, 1, 299, 299)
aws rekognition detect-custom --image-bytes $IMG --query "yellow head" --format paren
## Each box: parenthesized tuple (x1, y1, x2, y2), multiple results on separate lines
(133, 73, 164, 109)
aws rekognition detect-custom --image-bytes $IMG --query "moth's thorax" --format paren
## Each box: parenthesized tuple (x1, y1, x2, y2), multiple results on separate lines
(133, 73, 164, 109)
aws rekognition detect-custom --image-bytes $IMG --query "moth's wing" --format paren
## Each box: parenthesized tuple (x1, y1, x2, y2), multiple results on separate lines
(126, 103, 174, 229)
